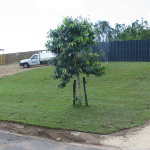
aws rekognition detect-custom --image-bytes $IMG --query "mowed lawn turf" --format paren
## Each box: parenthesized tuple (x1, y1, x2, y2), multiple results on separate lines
(0, 62, 150, 134)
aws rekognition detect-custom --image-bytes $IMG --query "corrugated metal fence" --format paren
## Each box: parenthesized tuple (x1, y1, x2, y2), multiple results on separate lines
(91, 39, 150, 61)
(0, 50, 43, 65)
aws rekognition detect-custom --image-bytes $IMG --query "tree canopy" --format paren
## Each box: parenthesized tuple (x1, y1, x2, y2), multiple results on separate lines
(94, 18, 150, 42)
(45, 16, 106, 105)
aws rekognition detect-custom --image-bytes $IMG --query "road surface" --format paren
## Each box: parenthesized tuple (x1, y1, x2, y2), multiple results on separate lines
(0, 131, 107, 150)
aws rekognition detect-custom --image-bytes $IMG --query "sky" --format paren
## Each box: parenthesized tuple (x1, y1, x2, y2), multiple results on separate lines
(0, 0, 150, 54)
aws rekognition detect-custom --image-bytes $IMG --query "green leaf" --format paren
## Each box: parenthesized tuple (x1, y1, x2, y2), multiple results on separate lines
(86, 60, 90, 65)
(78, 54, 81, 57)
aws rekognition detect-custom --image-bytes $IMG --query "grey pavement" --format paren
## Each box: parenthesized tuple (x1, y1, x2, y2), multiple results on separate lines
(0, 131, 107, 150)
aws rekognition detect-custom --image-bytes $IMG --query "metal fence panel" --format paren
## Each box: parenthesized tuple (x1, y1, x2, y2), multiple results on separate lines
(91, 39, 150, 62)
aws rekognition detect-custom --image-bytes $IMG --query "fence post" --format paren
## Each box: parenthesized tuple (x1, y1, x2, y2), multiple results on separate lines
(132, 41, 133, 61)
(83, 77, 88, 106)
(141, 41, 142, 61)
(138, 41, 139, 61)
(116, 42, 117, 61)
(149, 40, 150, 61)
(0, 55, 2, 65)
(125, 41, 127, 61)
(129, 41, 130, 61)
(4, 54, 5, 65)
(0, 55, 1, 65)
(123, 41, 124, 61)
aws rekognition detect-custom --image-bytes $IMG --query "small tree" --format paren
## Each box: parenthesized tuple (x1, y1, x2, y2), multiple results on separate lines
(45, 16, 106, 105)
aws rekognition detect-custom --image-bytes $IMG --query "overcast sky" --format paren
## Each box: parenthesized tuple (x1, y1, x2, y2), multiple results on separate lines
(0, 0, 150, 54)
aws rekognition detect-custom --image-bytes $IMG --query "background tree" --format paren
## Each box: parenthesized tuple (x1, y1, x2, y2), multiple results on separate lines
(94, 18, 150, 42)
(94, 20, 115, 42)
(45, 16, 106, 105)
(114, 19, 150, 41)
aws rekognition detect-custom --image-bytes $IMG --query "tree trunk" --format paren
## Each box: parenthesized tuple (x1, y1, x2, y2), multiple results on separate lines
(78, 75, 82, 105)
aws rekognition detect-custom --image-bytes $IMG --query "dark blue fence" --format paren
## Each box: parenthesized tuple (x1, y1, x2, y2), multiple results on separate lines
(91, 39, 150, 61)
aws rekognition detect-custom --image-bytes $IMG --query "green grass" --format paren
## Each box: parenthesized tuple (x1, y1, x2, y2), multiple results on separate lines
(0, 62, 150, 134)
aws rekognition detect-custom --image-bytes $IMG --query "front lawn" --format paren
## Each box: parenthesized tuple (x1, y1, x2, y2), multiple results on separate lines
(0, 62, 150, 134)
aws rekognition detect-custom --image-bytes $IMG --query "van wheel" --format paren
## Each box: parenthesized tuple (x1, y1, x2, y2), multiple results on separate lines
(23, 63, 29, 68)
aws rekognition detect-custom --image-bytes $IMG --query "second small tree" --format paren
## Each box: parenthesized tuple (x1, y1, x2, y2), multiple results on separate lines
(45, 16, 106, 105)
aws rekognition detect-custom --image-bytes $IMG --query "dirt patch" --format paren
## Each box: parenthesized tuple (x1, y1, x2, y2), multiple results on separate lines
(0, 62, 44, 77)
(0, 121, 89, 144)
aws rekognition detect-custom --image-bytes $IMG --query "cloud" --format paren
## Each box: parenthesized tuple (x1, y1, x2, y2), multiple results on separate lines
(119, 6, 127, 10)
(34, 0, 84, 10)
